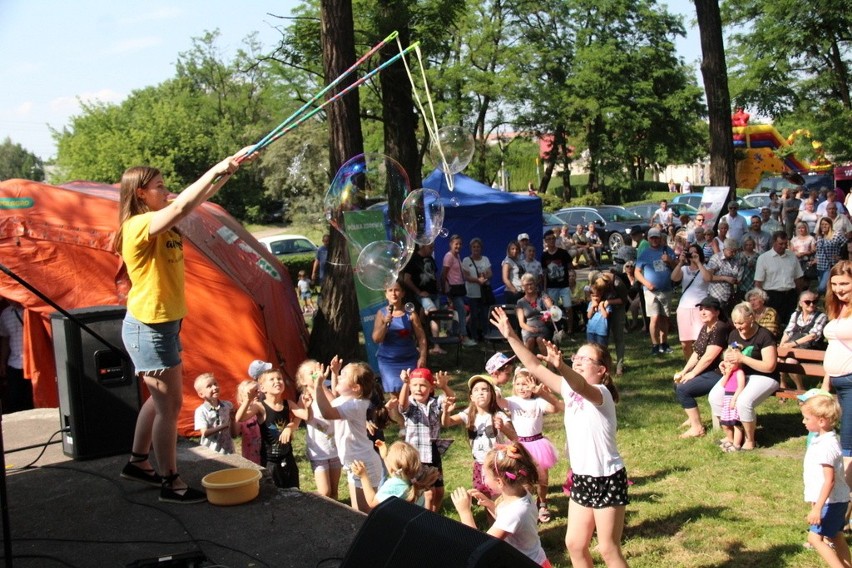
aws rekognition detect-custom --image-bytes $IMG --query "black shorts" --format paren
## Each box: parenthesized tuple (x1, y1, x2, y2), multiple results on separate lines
(423, 442, 444, 488)
(570, 467, 629, 508)
(265, 443, 300, 489)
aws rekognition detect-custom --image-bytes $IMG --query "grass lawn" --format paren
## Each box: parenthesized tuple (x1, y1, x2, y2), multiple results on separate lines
(283, 313, 819, 567)
(239, 217, 824, 567)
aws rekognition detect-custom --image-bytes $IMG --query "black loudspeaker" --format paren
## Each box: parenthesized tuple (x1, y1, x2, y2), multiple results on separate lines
(51, 306, 140, 460)
(340, 497, 540, 568)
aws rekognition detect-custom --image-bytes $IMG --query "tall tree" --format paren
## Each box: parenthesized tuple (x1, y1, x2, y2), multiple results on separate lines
(510, 0, 705, 196)
(375, 0, 421, 189)
(695, 0, 735, 196)
(308, 0, 365, 363)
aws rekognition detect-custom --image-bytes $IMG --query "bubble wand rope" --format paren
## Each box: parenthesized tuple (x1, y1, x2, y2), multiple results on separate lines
(255, 41, 421, 151)
(395, 38, 453, 191)
(240, 30, 400, 161)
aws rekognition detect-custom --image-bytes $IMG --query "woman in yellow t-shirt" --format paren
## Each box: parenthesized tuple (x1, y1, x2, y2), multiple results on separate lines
(116, 146, 256, 504)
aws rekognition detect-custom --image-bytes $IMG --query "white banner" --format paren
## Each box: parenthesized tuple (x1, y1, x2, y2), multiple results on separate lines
(697, 186, 734, 227)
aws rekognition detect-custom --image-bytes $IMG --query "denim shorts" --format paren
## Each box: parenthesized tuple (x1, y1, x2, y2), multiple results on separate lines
(122, 313, 182, 373)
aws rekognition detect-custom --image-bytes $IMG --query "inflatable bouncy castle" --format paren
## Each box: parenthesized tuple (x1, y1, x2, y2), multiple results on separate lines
(731, 109, 832, 189)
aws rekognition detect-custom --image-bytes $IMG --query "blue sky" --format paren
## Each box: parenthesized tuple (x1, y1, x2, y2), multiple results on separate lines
(0, 1, 699, 161)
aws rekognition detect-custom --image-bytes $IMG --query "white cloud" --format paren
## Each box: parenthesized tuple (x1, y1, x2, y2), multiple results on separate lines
(49, 89, 125, 113)
(109, 36, 163, 55)
(14, 102, 34, 117)
(116, 7, 183, 25)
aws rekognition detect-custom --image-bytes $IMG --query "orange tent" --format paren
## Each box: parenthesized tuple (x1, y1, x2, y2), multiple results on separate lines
(0, 179, 308, 435)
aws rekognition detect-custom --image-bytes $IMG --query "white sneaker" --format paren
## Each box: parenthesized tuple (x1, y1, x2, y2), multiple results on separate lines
(462, 337, 478, 347)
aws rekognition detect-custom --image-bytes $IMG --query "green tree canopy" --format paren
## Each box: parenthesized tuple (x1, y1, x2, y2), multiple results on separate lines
(53, 31, 301, 220)
(0, 137, 44, 181)
(724, 0, 852, 161)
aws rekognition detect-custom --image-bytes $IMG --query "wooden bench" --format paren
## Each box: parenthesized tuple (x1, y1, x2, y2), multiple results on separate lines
(773, 346, 826, 399)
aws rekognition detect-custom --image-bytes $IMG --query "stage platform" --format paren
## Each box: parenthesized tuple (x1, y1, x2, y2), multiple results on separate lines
(1, 408, 364, 567)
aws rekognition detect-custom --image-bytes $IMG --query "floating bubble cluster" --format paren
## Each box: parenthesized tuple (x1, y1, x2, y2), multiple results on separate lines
(324, 153, 415, 290)
(324, 127, 473, 290)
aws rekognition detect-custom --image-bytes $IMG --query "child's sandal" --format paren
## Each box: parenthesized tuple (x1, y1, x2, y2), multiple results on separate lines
(538, 504, 552, 523)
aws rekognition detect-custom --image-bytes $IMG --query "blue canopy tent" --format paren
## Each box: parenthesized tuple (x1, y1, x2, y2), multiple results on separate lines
(421, 169, 543, 300)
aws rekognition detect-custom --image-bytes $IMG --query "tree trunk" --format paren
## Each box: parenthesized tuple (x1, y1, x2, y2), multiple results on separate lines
(695, 0, 736, 205)
(310, 0, 365, 363)
(376, 1, 422, 189)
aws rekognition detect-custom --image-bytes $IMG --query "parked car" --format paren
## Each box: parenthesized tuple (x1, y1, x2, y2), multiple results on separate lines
(740, 192, 771, 210)
(754, 172, 833, 195)
(258, 234, 318, 257)
(672, 193, 758, 227)
(543, 212, 564, 235)
(553, 206, 649, 251)
(625, 202, 699, 228)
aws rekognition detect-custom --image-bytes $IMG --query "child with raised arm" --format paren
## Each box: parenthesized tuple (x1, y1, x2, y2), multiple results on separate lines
(193, 373, 235, 454)
(801, 394, 852, 567)
(718, 344, 749, 453)
(397, 367, 454, 512)
(313, 360, 384, 513)
(292, 359, 341, 499)
(451, 443, 551, 567)
(491, 306, 629, 568)
(350, 440, 440, 511)
(443, 374, 515, 499)
(506, 367, 563, 523)
(234, 380, 262, 465)
(236, 368, 302, 489)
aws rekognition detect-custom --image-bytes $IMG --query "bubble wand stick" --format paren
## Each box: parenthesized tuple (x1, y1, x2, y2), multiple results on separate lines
(242, 31, 400, 160)
(255, 41, 421, 151)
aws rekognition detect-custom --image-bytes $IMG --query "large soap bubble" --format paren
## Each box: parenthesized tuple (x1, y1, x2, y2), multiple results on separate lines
(324, 153, 414, 289)
(324, 153, 411, 242)
(401, 188, 444, 246)
(355, 241, 404, 290)
(429, 126, 475, 175)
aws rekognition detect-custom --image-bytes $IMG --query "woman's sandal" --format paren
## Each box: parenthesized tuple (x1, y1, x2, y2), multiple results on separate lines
(160, 473, 207, 504)
(120, 452, 163, 487)
(679, 428, 706, 439)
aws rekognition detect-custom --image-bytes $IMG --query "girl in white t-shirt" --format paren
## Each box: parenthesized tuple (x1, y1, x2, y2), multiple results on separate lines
(491, 306, 629, 568)
(451, 443, 551, 567)
(442, 375, 514, 498)
(293, 359, 341, 500)
(505, 368, 563, 523)
(313, 360, 384, 513)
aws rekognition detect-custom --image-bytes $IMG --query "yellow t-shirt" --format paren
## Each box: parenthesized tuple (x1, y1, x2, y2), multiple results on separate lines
(121, 212, 187, 323)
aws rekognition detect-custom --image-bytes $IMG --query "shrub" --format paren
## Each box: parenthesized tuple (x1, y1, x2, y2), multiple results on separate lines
(625, 180, 668, 202)
(539, 191, 564, 212)
(277, 253, 315, 284)
(568, 192, 604, 207)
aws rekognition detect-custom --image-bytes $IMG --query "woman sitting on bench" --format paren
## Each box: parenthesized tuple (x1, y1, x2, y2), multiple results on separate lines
(778, 290, 827, 391)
